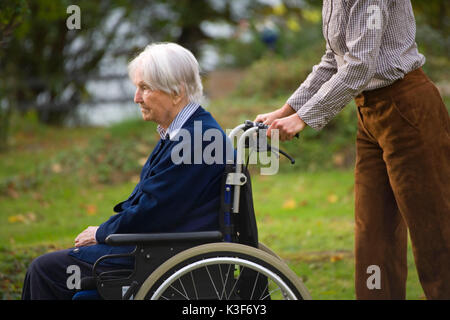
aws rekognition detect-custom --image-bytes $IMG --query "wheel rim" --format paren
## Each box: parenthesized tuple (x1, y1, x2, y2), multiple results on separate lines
(151, 257, 297, 300)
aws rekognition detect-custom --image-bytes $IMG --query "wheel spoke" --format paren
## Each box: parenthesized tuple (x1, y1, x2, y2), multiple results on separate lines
(205, 265, 221, 299)
(249, 271, 260, 300)
(169, 283, 189, 300)
(220, 264, 232, 300)
(190, 272, 198, 300)
(261, 287, 281, 300)
(178, 277, 189, 300)
(226, 265, 245, 300)
(258, 282, 269, 300)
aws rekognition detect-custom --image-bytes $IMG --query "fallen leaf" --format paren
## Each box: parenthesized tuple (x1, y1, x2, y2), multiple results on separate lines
(7, 212, 36, 224)
(51, 163, 62, 173)
(7, 183, 19, 199)
(332, 153, 345, 167)
(282, 198, 297, 209)
(8, 215, 26, 224)
(26, 212, 37, 222)
(330, 255, 343, 263)
(85, 204, 98, 216)
(327, 194, 339, 203)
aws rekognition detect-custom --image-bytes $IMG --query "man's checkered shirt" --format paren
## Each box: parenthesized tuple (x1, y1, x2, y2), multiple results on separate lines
(287, 0, 425, 130)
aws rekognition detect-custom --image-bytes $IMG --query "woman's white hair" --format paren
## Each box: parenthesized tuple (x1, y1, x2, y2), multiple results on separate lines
(128, 42, 203, 103)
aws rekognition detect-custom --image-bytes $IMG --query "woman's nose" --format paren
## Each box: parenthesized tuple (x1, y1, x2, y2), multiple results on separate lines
(134, 88, 143, 104)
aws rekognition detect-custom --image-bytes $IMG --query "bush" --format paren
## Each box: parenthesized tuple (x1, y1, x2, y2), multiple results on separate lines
(233, 42, 324, 99)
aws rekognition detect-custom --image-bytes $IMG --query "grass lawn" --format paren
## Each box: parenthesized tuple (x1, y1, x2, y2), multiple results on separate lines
(0, 166, 425, 299)
(250, 170, 424, 300)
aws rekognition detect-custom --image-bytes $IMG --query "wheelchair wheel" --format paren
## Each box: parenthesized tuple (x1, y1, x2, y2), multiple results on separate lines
(258, 242, 282, 260)
(134, 243, 311, 300)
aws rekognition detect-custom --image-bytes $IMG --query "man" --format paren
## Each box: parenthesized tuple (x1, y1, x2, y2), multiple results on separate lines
(255, 0, 449, 299)
(22, 42, 230, 299)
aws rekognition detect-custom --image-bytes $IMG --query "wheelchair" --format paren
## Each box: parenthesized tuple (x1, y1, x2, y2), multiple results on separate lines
(73, 120, 311, 300)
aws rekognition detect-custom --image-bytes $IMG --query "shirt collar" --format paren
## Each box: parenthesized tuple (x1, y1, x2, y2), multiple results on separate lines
(157, 102, 200, 140)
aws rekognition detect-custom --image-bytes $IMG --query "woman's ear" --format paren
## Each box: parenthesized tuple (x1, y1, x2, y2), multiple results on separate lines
(172, 85, 187, 106)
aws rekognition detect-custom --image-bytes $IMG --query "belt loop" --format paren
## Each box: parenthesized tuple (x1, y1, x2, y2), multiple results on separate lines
(355, 93, 365, 108)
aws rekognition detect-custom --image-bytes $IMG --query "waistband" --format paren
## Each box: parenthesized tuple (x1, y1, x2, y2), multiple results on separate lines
(355, 67, 431, 107)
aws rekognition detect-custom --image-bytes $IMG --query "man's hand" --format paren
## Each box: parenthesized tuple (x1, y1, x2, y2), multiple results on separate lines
(254, 110, 283, 126)
(254, 103, 296, 126)
(267, 113, 307, 141)
(74, 226, 99, 247)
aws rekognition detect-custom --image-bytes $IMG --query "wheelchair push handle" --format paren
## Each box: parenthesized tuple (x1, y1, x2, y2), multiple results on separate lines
(244, 120, 300, 139)
(242, 120, 297, 165)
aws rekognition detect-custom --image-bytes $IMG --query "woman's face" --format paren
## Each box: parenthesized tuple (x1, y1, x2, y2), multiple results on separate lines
(132, 69, 174, 128)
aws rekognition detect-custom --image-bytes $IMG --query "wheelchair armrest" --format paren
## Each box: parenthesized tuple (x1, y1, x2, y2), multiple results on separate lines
(105, 231, 223, 246)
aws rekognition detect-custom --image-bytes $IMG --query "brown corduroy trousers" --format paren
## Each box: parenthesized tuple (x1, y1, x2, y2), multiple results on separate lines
(354, 68, 450, 300)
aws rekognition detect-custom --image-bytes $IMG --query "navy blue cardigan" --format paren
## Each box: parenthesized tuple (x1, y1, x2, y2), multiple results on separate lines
(69, 107, 231, 266)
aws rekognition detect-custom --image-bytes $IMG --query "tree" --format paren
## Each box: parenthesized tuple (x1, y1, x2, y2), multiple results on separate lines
(0, 0, 29, 151)
(0, 0, 29, 47)
(0, 0, 139, 126)
(0, 0, 242, 132)
(131, 0, 233, 57)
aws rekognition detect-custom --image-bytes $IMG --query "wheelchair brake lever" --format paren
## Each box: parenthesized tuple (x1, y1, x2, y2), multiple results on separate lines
(266, 144, 296, 165)
(246, 120, 297, 164)
(278, 148, 296, 164)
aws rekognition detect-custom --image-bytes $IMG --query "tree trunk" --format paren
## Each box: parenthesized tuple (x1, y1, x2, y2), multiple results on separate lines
(0, 98, 12, 152)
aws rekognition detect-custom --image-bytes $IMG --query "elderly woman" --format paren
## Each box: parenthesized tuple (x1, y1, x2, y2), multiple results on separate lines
(22, 43, 230, 299)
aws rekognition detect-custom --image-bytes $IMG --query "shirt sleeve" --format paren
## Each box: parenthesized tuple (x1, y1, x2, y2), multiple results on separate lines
(286, 43, 338, 112)
(292, 0, 389, 130)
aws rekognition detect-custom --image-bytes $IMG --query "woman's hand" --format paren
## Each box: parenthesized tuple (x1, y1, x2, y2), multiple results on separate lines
(74, 226, 99, 247)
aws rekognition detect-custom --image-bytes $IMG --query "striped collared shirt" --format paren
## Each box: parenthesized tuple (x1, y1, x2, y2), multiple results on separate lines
(157, 102, 200, 140)
(287, 0, 426, 130)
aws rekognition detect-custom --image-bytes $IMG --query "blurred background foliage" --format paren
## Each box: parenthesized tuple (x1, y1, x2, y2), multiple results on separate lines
(0, 0, 447, 199)
(0, 0, 450, 170)
(0, 0, 448, 185)
(0, 0, 448, 171)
